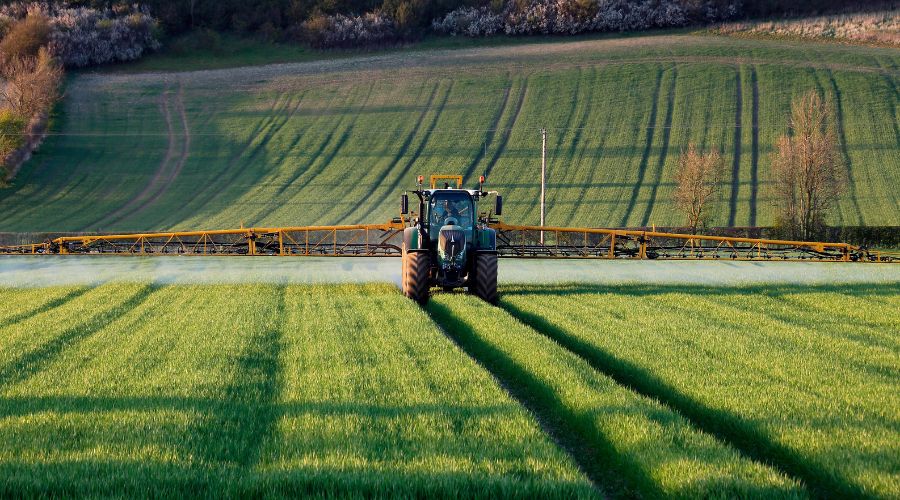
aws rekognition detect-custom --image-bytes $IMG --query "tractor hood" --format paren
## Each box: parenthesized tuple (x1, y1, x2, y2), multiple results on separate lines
(437, 225, 467, 267)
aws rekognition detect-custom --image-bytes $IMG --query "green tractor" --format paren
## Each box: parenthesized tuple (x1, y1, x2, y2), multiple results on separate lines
(400, 175, 502, 305)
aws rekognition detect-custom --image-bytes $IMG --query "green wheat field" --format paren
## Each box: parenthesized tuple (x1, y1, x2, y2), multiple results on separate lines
(0, 281, 896, 496)
(0, 34, 897, 232)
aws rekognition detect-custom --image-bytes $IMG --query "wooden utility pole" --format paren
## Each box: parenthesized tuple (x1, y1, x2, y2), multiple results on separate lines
(540, 127, 546, 244)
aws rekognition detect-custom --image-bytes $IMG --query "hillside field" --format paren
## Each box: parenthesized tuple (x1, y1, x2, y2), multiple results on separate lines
(0, 33, 898, 232)
(0, 281, 896, 496)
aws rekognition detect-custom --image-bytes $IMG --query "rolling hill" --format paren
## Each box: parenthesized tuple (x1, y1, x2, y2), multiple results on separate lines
(0, 33, 897, 232)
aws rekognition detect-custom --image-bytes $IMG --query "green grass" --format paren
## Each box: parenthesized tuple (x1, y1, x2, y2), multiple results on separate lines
(107, 29, 691, 74)
(0, 280, 896, 496)
(427, 293, 804, 498)
(0, 33, 896, 232)
(498, 283, 900, 498)
(0, 283, 596, 497)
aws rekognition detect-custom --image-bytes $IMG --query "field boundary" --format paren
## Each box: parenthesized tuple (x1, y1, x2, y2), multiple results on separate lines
(498, 295, 869, 498)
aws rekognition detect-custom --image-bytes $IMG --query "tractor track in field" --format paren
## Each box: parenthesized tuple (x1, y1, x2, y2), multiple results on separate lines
(482, 77, 529, 181)
(328, 81, 438, 223)
(237, 90, 319, 225)
(827, 71, 865, 225)
(0, 285, 157, 389)
(619, 67, 664, 227)
(640, 67, 677, 227)
(425, 304, 616, 497)
(568, 69, 608, 224)
(278, 84, 377, 218)
(749, 67, 759, 226)
(727, 70, 743, 227)
(882, 73, 900, 148)
(496, 299, 868, 499)
(267, 87, 357, 202)
(192, 92, 307, 220)
(87, 84, 191, 230)
(550, 68, 588, 223)
(460, 75, 514, 185)
(351, 81, 453, 224)
(188, 286, 285, 467)
(170, 91, 294, 224)
(0, 288, 90, 330)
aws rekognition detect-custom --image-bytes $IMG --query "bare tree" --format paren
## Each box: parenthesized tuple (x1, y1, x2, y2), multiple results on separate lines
(771, 91, 843, 240)
(673, 143, 724, 234)
(0, 47, 63, 120)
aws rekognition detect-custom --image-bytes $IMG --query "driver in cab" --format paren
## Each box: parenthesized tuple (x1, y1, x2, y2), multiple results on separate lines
(433, 199, 468, 227)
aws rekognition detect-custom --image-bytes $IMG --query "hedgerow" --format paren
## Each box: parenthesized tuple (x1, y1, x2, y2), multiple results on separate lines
(302, 11, 398, 49)
(434, 0, 740, 37)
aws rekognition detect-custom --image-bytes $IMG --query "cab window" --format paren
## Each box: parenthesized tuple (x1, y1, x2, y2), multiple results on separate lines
(429, 193, 474, 235)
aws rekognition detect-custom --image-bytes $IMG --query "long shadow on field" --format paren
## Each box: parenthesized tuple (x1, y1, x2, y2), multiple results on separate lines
(498, 285, 878, 498)
(0, 457, 590, 497)
(428, 300, 657, 498)
(183, 286, 286, 467)
(503, 282, 900, 300)
(0, 287, 91, 330)
(0, 285, 157, 388)
(0, 393, 593, 497)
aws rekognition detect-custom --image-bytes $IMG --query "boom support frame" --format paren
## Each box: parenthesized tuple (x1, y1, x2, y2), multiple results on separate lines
(0, 221, 894, 262)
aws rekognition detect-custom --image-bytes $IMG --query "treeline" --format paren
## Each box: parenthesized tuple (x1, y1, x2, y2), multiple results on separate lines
(10, 0, 891, 42)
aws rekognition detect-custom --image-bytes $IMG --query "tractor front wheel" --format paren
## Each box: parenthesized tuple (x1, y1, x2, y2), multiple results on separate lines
(472, 253, 498, 304)
(402, 251, 430, 305)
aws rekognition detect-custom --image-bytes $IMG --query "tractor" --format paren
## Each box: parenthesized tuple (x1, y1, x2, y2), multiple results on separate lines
(399, 175, 502, 305)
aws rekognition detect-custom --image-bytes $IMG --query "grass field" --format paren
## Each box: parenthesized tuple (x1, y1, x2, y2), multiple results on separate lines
(0, 283, 595, 497)
(498, 283, 900, 498)
(0, 33, 897, 232)
(0, 280, 896, 496)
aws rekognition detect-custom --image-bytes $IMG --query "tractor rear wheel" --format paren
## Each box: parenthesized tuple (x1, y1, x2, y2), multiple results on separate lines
(472, 253, 498, 304)
(402, 251, 430, 305)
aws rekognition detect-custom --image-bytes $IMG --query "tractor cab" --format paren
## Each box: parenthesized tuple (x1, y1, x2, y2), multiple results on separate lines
(399, 175, 502, 305)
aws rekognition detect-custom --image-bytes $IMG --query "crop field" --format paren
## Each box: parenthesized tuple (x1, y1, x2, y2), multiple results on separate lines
(0, 34, 897, 232)
(0, 279, 897, 496)
(498, 283, 900, 498)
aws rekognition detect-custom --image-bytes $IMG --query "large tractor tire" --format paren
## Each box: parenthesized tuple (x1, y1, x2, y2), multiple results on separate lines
(402, 251, 430, 305)
(472, 253, 498, 304)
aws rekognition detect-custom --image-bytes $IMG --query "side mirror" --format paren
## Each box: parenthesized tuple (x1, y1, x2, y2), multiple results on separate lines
(495, 195, 503, 216)
(400, 194, 409, 215)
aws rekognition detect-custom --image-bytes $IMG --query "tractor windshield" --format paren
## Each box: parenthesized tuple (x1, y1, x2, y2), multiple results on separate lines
(429, 192, 474, 236)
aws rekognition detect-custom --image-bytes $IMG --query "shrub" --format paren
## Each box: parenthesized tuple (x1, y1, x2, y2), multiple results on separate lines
(432, 6, 503, 36)
(47, 7, 161, 67)
(0, 108, 27, 184)
(0, 4, 161, 68)
(0, 13, 50, 61)
(0, 48, 64, 120)
(303, 11, 397, 48)
(0, 109, 26, 159)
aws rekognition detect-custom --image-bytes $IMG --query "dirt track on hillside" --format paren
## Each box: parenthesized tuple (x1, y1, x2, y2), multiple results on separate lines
(72, 35, 900, 96)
